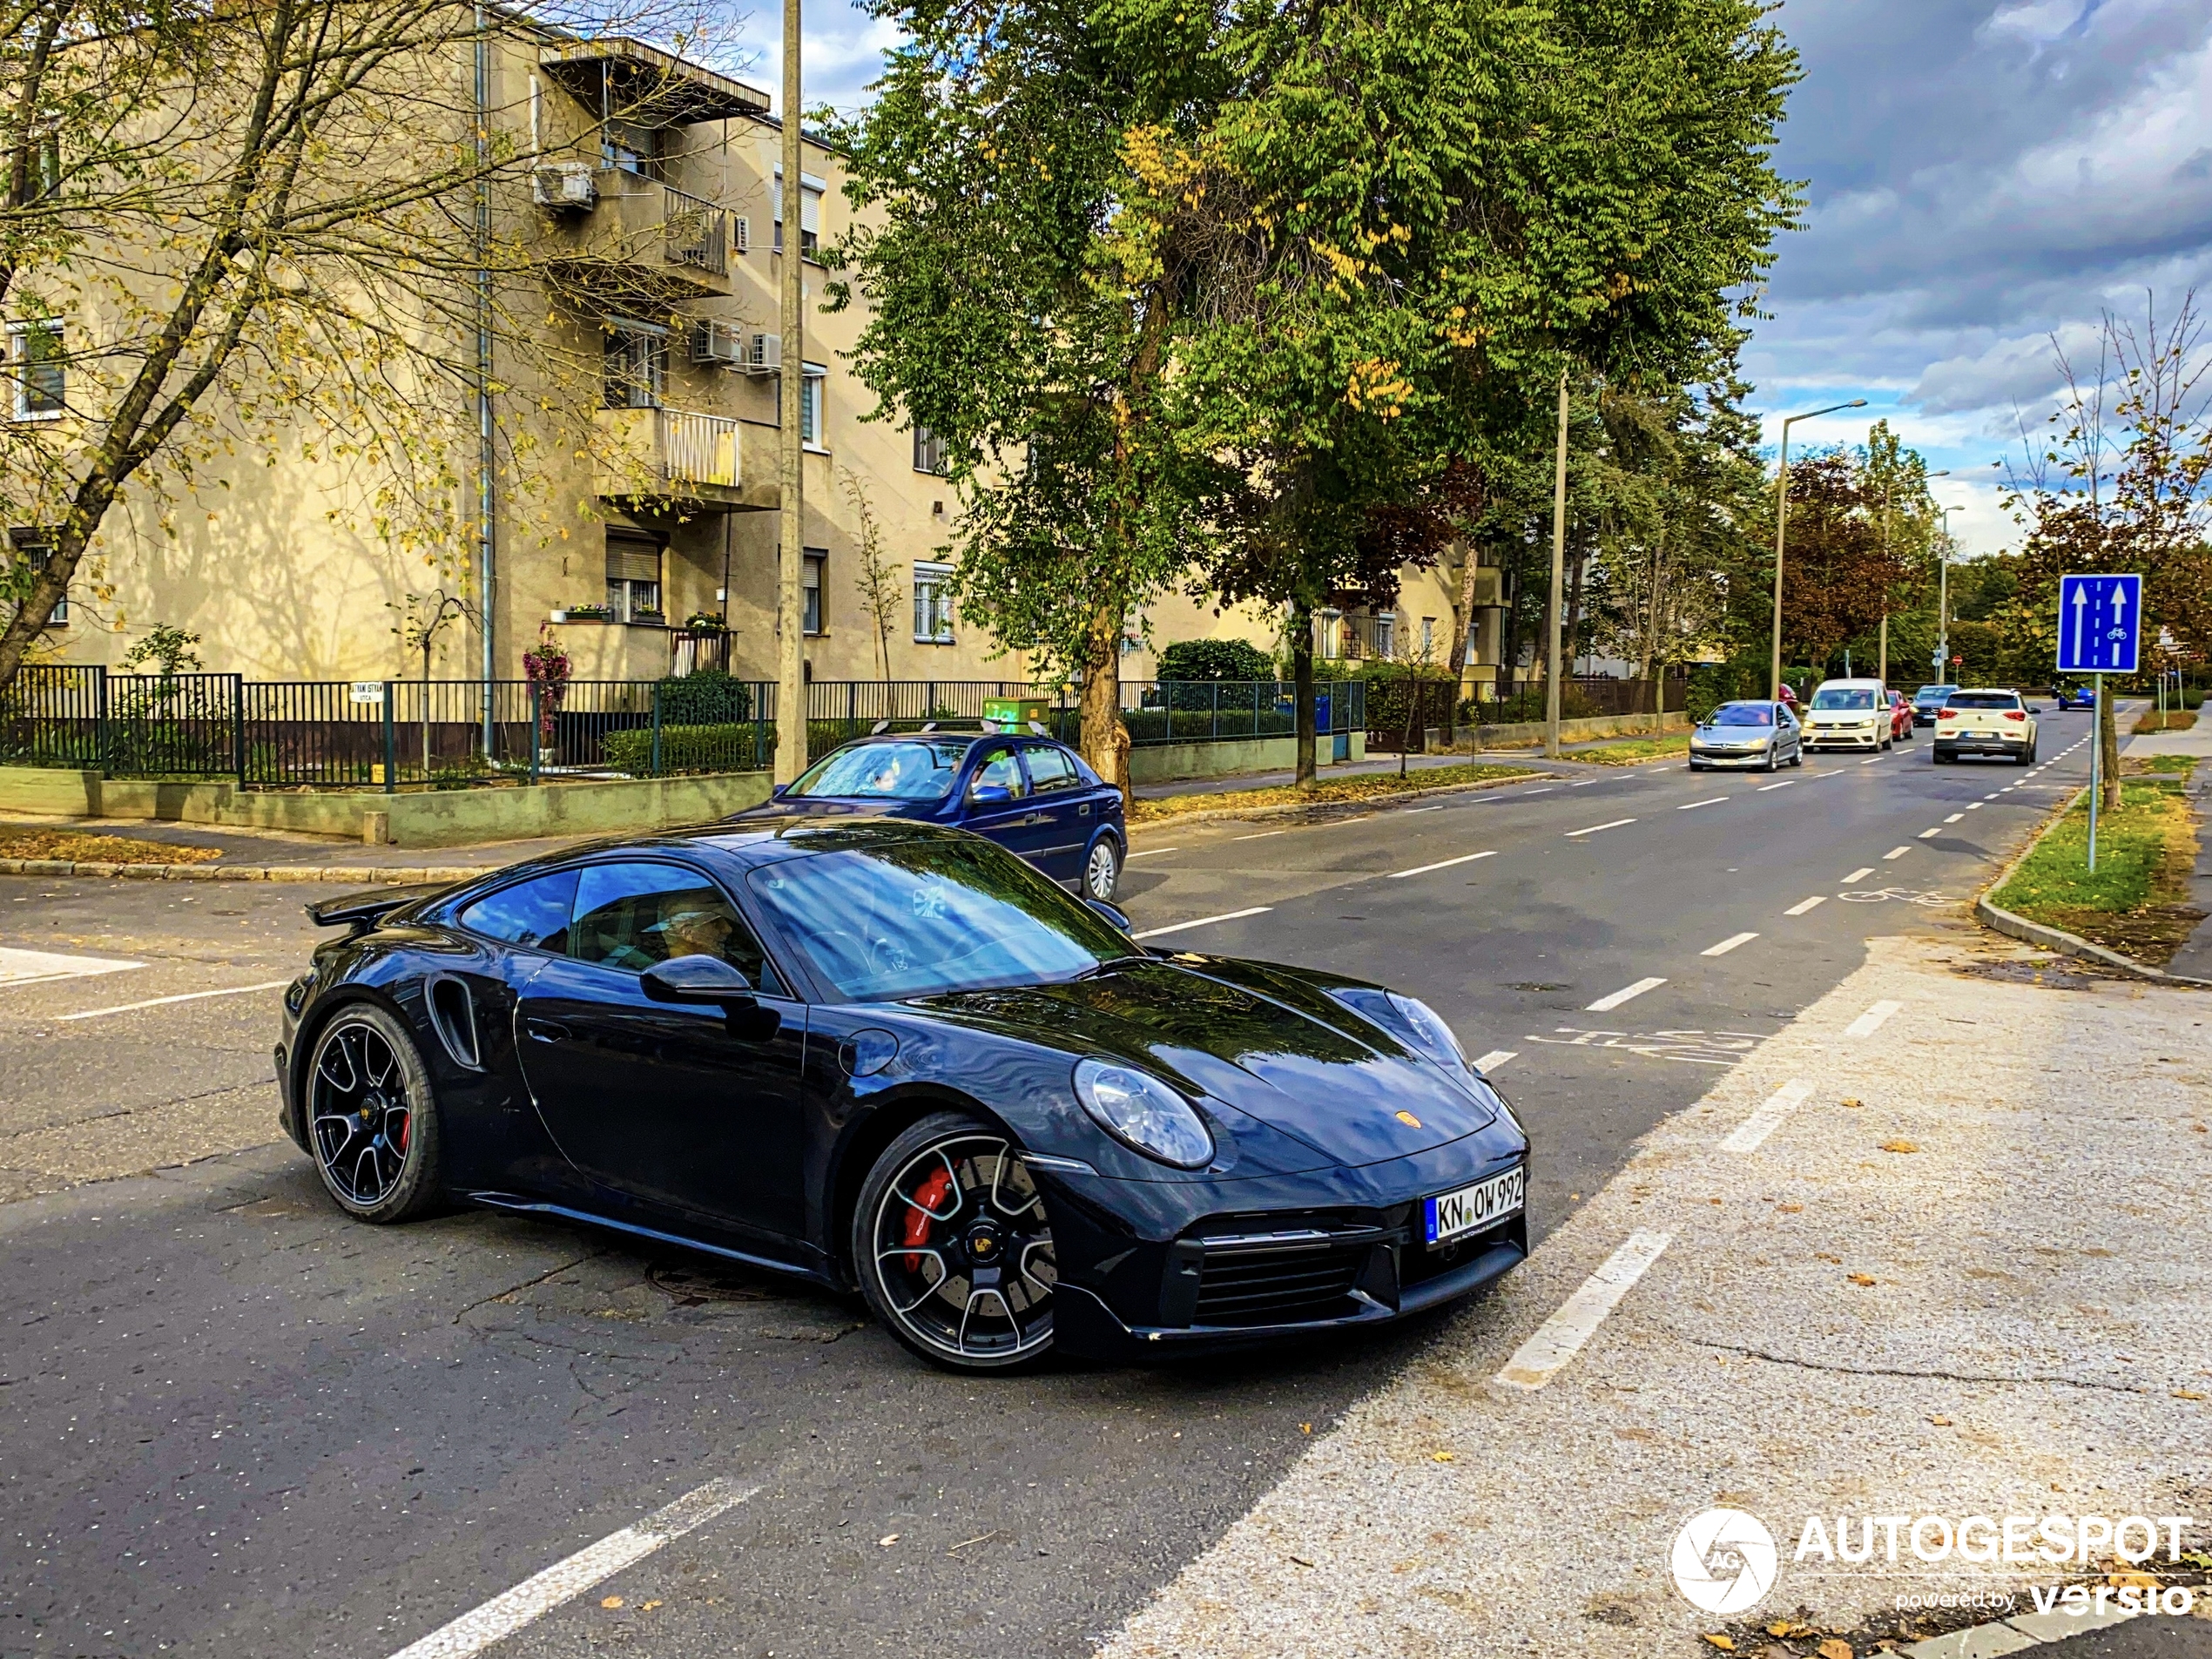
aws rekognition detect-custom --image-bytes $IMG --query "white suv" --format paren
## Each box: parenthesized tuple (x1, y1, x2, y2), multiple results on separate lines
(1933, 689, 2038, 765)
(1804, 678, 1892, 752)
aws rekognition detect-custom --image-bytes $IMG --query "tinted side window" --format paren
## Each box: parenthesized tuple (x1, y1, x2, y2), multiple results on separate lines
(457, 870, 578, 953)
(569, 861, 780, 993)
(968, 745, 1028, 799)
(1023, 745, 1077, 792)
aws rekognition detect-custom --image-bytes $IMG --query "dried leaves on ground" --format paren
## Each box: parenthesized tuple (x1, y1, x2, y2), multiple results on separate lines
(1128, 765, 1534, 824)
(0, 832, 221, 865)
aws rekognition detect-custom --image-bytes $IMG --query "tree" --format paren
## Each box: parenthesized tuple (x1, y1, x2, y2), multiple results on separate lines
(387, 586, 469, 778)
(2004, 290, 2212, 806)
(842, 468, 899, 681)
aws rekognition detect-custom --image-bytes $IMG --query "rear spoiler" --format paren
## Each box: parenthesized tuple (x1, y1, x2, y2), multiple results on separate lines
(306, 880, 460, 932)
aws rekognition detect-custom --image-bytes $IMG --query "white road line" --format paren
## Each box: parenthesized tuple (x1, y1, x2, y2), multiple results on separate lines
(1231, 830, 1286, 842)
(1983, 793, 2001, 800)
(382, 1479, 759, 1659)
(0, 947, 145, 989)
(1718, 1079, 1815, 1155)
(1586, 976, 1667, 1012)
(1570, 779, 1601, 786)
(1131, 907, 1273, 941)
(1386, 850, 1497, 880)
(59, 980, 292, 1022)
(1472, 1049, 1518, 1072)
(1966, 802, 1983, 810)
(1784, 895, 1826, 916)
(1844, 999, 1904, 1038)
(1564, 818, 1636, 838)
(1756, 779, 1795, 792)
(1859, 756, 1885, 765)
(1398, 806, 1444, 815)
(1701, 932, 1759, 957)
(1842, 867, 1875, 882)
(1918, 826, 1943, 839)
(1494, 1231, 1673, 1391)
(1126, 847, 1178, 860)
(1882, 846, 1912, 860)
(1519, 787, 1555, 796)
(1945, 813, 1964, 823)
(1677, 796, 1730, 810)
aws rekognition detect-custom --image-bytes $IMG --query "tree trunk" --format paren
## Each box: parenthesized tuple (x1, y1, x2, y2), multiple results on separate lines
(1564, 550, 1585, 678)
(1291, 598, 1317, 787)
(1079, 604, 1123, 786)
(2099, 685, 2121, 811)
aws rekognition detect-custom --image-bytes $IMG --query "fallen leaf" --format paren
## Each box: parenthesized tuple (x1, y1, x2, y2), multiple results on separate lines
(640, 1601, 663, 1612)
(1432, 1451, 1455, 1462)
(1820, 1638, 1854, 1659)
(879, 1534, 900, 1547)
(1879, 1140, 1919, 1154)
(1706, 1635, 1737, 1651)
(1299, 1423, 1312, 1433)
(1814, 1252, 1842, 1263)
(1840, 1097, 1863, 1109)
(1709, 1197, 1725, 1206)
(1767, 1621, 1817, 1639)
(2108, 1571, 2159, 1589)
(600, 1596, 624, 1609)
(1847, 1273, 1878, 1286)
(2174, 1389, 2206, 1400)
(1928, 1414, 1952, 1426)
(1777, 1204, 1804, 1214)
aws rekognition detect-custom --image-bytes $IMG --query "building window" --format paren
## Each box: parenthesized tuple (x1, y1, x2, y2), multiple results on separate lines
(605, 529, 663, 623)
(602, 321, 666, 410)
(1375, 612, 1396, 659)
(772, 169, 823, 258)
(913, 561, 954, 644)
(1318, 607, 1343, 660)
(602, 119, 662, 179)
(803, 548, 826, 635)
(913, 426, 948, 475)
(1420, 617, 1435, 658)
(10, 321, 64, 421)
(9, 530, 64, 624)
(799, 363, 825, 446)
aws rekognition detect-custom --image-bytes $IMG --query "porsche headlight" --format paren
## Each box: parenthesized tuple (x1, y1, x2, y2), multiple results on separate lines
(1073, 1059, 1213, 1170)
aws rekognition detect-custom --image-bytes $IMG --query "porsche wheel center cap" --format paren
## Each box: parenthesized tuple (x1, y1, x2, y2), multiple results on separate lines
(965, 1223, 1001, 1261)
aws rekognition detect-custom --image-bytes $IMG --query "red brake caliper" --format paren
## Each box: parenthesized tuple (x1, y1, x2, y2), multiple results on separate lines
(902, 1167, 954, 1272)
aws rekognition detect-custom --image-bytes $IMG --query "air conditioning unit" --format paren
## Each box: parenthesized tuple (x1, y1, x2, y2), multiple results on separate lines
(691, 320, 746, 366)
(744, 331, 781, 374)
(530, 162, 596, 212)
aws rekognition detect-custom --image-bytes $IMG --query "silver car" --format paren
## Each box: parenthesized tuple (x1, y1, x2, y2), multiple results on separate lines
(1688, 700, 1804, 772)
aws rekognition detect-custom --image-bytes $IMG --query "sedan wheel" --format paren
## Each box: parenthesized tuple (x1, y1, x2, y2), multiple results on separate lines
(1084, 836, 1122, 903)
(307, 1003, 442, 1222)
(855, 1112, 1056, 1372)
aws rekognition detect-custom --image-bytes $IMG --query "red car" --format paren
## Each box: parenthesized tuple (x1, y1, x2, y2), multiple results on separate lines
(1885, 689, 1914, 742)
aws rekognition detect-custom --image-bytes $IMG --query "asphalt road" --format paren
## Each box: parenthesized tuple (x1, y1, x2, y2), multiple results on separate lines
(0, 713, 2113, 1659)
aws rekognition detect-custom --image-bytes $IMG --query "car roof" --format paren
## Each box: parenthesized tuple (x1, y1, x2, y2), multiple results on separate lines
(1817, 678, 1884, 686)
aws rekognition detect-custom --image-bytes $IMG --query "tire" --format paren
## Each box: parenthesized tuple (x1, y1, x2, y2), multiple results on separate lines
(1790, 745, 1804, 767)
(1764, 746, 1778, 772)
(1932, 748, 1951, 765)
(1082, 834, 1122, 903)
(304, 1001, 443, 1223)
(852, 1110, 1055, 1373)
(2017, 745, 2036, 766)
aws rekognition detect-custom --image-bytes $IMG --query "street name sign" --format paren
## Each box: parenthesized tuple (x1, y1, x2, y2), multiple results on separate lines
(2057, 573, 2141, 674)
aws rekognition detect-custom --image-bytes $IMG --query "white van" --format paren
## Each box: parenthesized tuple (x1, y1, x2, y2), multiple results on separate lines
(1803, 678, 1892, 752)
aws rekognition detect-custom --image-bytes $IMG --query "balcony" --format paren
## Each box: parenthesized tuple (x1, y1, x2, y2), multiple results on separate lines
(540, 174, 735, 300)
(595, 406, 759, 510)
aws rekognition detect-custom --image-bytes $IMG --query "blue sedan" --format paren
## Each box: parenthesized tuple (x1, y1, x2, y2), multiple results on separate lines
(732, 729, 1130, 900)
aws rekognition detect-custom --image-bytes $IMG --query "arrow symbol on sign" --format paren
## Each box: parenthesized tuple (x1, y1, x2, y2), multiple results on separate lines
(2072, 583, 2087, 664)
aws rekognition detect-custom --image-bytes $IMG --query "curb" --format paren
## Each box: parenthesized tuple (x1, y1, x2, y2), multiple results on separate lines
(1973, 783, 2212, 989)
(0, 859, 495, 885)
(1128, 768, 1560, 835)
(1892, 1603, 2143, 1659)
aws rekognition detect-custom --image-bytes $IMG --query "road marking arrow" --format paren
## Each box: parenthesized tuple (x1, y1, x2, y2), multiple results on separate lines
(2072, 583, 2087, 665)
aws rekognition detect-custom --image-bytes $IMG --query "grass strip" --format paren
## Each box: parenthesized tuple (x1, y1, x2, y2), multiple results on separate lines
(1129, 763, 1534, 824)
(1561, 735, 1691, 767)
(2134, 708, 2198, 734)
(1989, 773, 2201, 963)
(0, 831, 223, 865)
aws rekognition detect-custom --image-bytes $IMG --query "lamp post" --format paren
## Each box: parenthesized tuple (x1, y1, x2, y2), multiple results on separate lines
(1934, 502, 1967, 679)
(1770, 399, 1867, 701)
(773, 0, 808, 784)
(1878, 465, 1946, 692)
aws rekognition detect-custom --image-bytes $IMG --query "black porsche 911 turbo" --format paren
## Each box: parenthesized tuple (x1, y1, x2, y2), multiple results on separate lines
(276, 818, 1529, 1372)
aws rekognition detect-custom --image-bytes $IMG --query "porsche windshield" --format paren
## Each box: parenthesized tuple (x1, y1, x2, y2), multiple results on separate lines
(749, 840, 1132, 1000)
(785, 740, 969, 801)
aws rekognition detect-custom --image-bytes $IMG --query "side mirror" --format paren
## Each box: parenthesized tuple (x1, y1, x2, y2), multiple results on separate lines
(641, 954, 757, 1007)
(771, 782, 789, 799)
(969, 782, 1014, 805)
(1086, 898, 1134, 934)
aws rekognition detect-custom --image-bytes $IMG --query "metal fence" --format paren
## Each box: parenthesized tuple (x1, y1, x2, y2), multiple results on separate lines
(0, 667, 1366, 787)
(1471, 676, 1685, 725)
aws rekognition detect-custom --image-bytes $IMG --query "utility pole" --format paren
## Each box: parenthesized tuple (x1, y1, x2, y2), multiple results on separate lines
(1878, 461, 1948, 693)
(1544, 368, 1568, 759)
(1935, 502, 1966, 679)
(773, 0, 807, 784)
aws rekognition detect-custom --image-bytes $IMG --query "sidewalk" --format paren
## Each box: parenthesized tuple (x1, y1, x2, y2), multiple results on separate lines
(0, 813, 588, 875)
(1103, 933, 2212, 1659)
(1129, 733, 1660, 800)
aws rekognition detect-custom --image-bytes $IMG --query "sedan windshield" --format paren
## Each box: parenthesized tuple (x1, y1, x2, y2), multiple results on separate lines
(1710, 704, 1774, 726)
(785, 740, 968, 801)
(1811, 687, 1876, 710)
(749, 839, 1132, 1000)
(1915, 685, 1958, 701)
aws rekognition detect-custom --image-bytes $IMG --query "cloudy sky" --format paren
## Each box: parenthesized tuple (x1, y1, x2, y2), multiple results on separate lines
(752, 0, 2212, 554)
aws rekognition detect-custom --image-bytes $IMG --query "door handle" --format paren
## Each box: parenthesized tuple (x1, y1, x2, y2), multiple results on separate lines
(524, 1017, 573, 1043)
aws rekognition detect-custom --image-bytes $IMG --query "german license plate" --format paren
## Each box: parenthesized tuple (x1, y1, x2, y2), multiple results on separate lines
(1424, 1165, 1524, 1246)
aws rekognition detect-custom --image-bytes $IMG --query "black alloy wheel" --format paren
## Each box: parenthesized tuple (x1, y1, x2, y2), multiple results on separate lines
(853, 1111, 1056, 1372)
(307, 1003, 442, 1222)
(1084, 836, 1122, 903)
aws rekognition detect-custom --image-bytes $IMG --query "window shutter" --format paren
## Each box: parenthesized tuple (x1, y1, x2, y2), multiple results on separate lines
(800, 185, 821, 238)
(605, 532, 661, 583)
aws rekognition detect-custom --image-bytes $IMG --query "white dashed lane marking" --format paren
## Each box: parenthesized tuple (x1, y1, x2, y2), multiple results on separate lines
(1784, 896, 1826, 916)
(1677, 797, 1730, 811)
(1701, 933, 1760, 957)
(1472, 1049, 1518, 1072)
(1842, 867, 1875, 883)
(1386, 850, 1497, 880)
(1844, 999, 1904, 1038)
(1918, 826, 1943, 839)
(60, 980, 292, 1022)
(1946, 813, 1965, 822)
(1231, 830, 1286, 842)
(1564, 818, 1636, 839)
(1718, 1079, 1815, 1155)
(1586, 976, 1667, 1013)
(1494, 1231, 1674, 1391)
(1756, 779, 1795, 792)
(382, 1480, 759, 1659)
(0, 947, 144, 988)
(1883, 846, 1912, 860)
(1126, 847, 1177, 860)
(1130, 907, 1273, 941)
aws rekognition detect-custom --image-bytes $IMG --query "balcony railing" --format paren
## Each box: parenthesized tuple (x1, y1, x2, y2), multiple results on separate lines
(662, 184, 727, 275)
(660, 407, 738, 486)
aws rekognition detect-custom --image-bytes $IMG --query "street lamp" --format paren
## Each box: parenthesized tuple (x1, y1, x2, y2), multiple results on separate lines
(1770, 399, 1868, 700)
(1878, 467, 1946, 691)
(1934, 502, 1968, 678)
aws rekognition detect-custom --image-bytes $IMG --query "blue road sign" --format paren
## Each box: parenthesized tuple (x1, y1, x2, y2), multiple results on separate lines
(2057, 573, 2141, 675)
